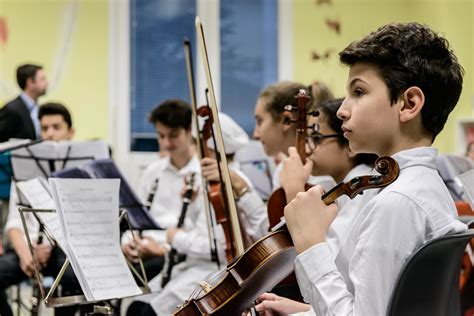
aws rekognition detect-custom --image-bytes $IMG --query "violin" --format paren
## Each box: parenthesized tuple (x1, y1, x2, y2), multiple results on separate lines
(267, 89, 311, 229)
(197, 105, 236, 262)
(173, 154, 400, 315)
(184, 38, 244, 263)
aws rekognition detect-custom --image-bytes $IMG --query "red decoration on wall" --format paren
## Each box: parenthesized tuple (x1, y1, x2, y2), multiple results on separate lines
(311, 49, 334, 61)
(0, 17, 8, 47)
(316, 0, 332, 6)
(326, 18, 341, 34)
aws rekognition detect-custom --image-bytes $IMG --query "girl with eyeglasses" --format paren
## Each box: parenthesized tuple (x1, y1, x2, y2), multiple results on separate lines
(247, 98, 379, 315)
(253, 81, 334, 189)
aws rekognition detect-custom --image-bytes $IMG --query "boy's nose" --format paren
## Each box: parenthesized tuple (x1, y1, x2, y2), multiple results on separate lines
(253, 128, 260, 140)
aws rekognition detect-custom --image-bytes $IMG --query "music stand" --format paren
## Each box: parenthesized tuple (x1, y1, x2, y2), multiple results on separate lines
(9, 140, 110, 182)
(51, 159, 163, 231)
(18, 207, 150, 310)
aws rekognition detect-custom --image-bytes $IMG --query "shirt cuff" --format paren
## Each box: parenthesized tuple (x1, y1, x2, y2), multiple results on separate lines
(171, 229, 187, 253)
(294, 241, 337, 291)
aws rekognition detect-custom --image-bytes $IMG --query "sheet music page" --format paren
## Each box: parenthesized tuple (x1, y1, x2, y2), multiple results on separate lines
(49, 178, 142, 301)
(16, 178, 68, 251)
(457, 169, 474, 209)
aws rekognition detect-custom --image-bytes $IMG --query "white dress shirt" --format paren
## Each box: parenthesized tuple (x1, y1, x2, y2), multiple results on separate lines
(127, 154, 221, 262)
(293, 147, 467, 316)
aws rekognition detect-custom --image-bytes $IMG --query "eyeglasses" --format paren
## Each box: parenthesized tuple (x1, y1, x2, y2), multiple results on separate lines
(306, 132, 343, 150)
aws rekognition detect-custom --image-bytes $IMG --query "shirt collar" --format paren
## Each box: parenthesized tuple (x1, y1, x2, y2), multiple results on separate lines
(163, 154, 201, 175)
(391, 147, 438, 171)
(20, 92, 37, 112)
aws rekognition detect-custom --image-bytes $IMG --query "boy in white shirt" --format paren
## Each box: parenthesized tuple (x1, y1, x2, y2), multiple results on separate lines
(254, 22, 467, 316)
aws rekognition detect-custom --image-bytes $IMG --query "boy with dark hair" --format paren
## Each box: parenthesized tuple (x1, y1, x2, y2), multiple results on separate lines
(0, 100, 88, 316)
(0, 64, 48, 142)
(124, 99, 227, 315)
(253, 22, 467, 316)
(39, 102, 75, 141)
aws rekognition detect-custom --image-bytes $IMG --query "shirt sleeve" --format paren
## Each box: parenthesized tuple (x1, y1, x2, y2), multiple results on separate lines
(294, 192, 429, 316)
(5, 183, 23, 232)
(237, 189, 268, 241)
(171, 196, 226, 261)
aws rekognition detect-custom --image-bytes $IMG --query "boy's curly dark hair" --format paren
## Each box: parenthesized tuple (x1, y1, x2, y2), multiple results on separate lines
(149, 99, 192, 130)
(339, 22, 464, 140)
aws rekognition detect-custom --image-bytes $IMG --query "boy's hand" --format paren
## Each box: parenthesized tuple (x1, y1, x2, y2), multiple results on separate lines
(18, 251, 35, 277)
(34, 244, 52, 267)
(280, 147, 313, 202)
(122, 241, 139, 262)
(136, 237, 166, 257)
(284, 185, 338, 254)
(201, 157, 219, 182)
(241, 292, 311, 315)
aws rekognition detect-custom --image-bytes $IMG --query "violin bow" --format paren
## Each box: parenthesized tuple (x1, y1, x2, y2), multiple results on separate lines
(184, 39, 222, 266)
(195, 16, 245, 256)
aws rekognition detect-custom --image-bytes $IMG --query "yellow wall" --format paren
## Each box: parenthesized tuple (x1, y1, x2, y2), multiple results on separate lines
(0, 0, 109, 142)
(1, 0, 471, 153)
(293, 0, 473, 153)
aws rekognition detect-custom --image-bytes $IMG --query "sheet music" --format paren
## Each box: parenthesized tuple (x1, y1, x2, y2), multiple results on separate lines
(457, 169, 474, 209)
(16, 178, 67, 251)
(49, 178, 142, 301)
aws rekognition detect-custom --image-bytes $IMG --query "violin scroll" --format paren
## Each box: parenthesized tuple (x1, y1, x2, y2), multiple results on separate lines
(322, 156, 399, 204)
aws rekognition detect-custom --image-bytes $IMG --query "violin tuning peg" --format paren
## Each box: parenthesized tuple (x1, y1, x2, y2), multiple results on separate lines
(284, 105, 296, 112)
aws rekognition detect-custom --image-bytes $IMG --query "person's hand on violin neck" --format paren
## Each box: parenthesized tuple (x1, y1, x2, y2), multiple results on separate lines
(201, 157, 220, 182)
(200, 157, 249, 195)
(284, 185, 338, 254)
(280, 147, 313, 202)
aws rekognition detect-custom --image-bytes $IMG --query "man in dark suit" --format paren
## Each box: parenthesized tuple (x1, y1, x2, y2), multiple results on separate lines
(0, 64, 48, 142)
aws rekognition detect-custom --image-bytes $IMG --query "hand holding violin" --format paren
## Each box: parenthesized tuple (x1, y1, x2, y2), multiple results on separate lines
(284, 185, 338, 254)
(201, 157, 249, 198)
(242, 293, 311, 316)
(280, 147, 313, 202)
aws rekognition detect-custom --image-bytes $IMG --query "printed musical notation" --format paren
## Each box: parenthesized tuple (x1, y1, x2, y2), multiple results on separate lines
(49, 178, 142, 301)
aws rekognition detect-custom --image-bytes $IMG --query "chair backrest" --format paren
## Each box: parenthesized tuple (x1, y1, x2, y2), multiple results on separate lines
(387, 229, 474, 316)
(436, 154, 474, 201)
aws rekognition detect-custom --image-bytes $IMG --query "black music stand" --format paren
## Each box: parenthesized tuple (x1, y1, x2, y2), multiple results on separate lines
(51, 159, 163, 231)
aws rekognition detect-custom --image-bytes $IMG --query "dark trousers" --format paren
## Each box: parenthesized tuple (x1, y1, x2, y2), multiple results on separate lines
(0, 246, 92, 316)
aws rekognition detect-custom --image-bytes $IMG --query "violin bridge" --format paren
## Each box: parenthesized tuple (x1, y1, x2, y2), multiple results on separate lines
(198, 281, 212, 293)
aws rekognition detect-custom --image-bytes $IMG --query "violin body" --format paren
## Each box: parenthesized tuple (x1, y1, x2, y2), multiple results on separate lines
(208, 181, 234, 261)
(267, 184, 312, 229)
(173, 229, 296, 315)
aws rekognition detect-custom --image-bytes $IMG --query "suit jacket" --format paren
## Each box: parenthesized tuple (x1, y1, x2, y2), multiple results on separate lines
(0, 96, 37, 142)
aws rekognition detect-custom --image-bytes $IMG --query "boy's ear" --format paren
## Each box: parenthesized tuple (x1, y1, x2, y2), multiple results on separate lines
(399, 86, 425, 123)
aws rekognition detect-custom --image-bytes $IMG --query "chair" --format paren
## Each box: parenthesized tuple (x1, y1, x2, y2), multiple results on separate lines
(387, 229, 474, 316)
